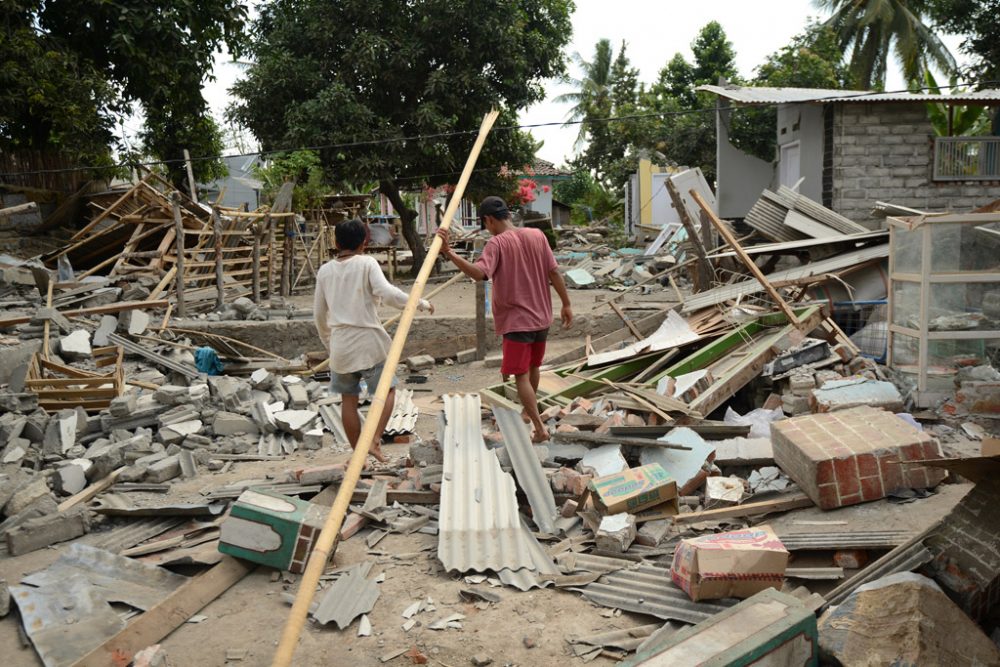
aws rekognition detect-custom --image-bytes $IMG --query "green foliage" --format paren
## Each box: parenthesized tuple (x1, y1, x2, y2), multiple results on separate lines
(816, 0, 956, 89)
(254, 150, 328, 210)
(921, 70, 991, 136)
(230, 0, 573, 270)
(553, 169, 623, 227)
(927, 0, 1000, 88)
(728, 22, 852, 161)
(0, 0, 246, 184)
(555, 39, 614, 149)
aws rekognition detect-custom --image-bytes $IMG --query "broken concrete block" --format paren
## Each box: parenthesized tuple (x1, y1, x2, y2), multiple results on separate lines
(178, 449, 197, 478)
(58, 329, 92, 360)
(145, 455, 181, 483)
(0, 578, 9, 618)
(0, 392, 38, 413)
(565, 268, 595, 288)
(54, 459, 91, 495)
(154, 384, 192, 406)
(640, 427, 715, 496)
(712, 437, 774, 466)
(578, 444, 628, 477)
(286, 383, 309, 410)
(624, 589, 816, 666)
(274, 410, 318, 438)
(780, 393, 811, 416)
(636, 519, 671, 547)
(288, 463, 347, 485)
(788, 373, 817, 397)
(772, 406, 944, 509)
(159, 419, 203, 445)
(5, 508, 90, 555)
(811, 378, 904, 413)
(219, 488, 328, 572)
(119, 309, 150, 335)
(108, 393, 137, 418)
(212, 412, 259, 437)
(250, 368, 273, 389)
(21, 410, 48, 443)
(456, 348, 478, 364)
(406, 354, 435, 371)
(2, 438, 28, 464)
(595, 513, 637, 553)
(208, 375, 253, 410)
(818, 573, 1000, 666)
(3, 476, 51, 517)
(42, 409, 77, 456)
(705, 476, 744, 505)
(408, 439, 443, 465)
(549, 467, 591, 496)
(132, 644, 167, 667)
(93, 315, 118, 347)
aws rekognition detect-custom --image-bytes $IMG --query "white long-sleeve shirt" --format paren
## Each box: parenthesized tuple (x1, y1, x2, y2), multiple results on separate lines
(313, 255, 428, 374)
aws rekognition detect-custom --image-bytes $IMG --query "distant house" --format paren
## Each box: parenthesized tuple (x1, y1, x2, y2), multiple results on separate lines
(699, 85, 1000, 224)
(202, 154, 263, 210)
(522, 158, 572, 219)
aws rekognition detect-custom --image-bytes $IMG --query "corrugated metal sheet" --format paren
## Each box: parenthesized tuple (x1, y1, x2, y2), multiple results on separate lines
(385, 388, 419, 436)
(497, 521, 560, 591)
(493, 406, 558, 534)
(576, 562, 737, 624)
(681, 244, 888, 313)
(698, 84, 1000, 105)
(746, 194, 806, 243)
(824, 540, 933, 608)
(706, 231, 888, 260)
(318, 403, 349, 444)
(438, 393, 539, 574)
(80, 517, 184, 554)
(313, 560, 380, 629)
(777, 530, 913, 551)
(776, 186, 869, 235)
(557, 551, 640, 574)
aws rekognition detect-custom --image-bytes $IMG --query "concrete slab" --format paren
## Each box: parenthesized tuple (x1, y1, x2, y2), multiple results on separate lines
(58, 330, 92, 360)
(578, 444, 628, 477)
(640, 427, 715, 496)
(811, 378, 903, 413)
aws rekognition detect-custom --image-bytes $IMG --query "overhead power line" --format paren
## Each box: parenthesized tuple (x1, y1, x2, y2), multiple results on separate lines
(0, 79, 995, 180)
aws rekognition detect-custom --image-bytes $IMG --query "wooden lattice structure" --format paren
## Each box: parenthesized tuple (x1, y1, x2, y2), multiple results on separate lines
(25, 346, 124, 413)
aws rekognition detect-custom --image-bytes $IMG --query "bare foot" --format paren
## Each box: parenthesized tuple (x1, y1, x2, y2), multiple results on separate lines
(520, 409, 532, 425)
(531, 424, 548, 444)
(369, 443, 387, 463)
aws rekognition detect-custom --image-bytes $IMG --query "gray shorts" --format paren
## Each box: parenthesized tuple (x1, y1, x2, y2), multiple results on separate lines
(329, 361, 398, 396)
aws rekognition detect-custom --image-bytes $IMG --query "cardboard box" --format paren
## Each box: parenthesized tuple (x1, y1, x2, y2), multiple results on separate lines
(219, 488, 327, 573)
(670, 525, 788, 601)
(633, 498, 680, 523)
(586, 463, 677, 515)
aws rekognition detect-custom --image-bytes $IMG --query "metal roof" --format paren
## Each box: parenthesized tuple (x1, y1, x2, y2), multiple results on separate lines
(681, 243, 888, 313)
(698, 84, 1000, 105)
(385, 388, 419, 436)
(312, 560, 380, 629)
(576, 562, 738, 624)
(437, 393, 546, 574)
(493, 406, 559, 535)
(776, 530, 913, 551)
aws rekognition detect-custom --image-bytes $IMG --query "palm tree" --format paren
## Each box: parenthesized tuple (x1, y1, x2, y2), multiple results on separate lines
(554, 38, 613, 148)
(816, 0, 956, 89)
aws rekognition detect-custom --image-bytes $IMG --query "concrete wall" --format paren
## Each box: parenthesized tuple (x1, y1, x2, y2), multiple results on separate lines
(777, 104, 824, 202)
(525, 178, 554, 218)
(716, 106, 774, 219)
(179, 310, 644, 361)
(829, 102, 1000, 226)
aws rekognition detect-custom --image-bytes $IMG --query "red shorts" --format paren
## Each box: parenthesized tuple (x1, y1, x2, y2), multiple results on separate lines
(501, 329, 548, 376)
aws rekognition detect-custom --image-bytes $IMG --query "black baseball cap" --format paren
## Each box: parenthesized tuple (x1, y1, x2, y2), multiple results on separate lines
(478, 196, 509, 220)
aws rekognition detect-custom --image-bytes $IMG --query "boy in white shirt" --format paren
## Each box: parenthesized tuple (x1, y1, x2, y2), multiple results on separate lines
(314, 219, 433, 463)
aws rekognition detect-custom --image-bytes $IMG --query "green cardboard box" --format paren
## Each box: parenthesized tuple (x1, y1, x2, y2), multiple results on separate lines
(218, 488, 328, 573)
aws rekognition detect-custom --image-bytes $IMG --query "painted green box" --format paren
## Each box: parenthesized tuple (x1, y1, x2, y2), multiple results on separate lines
(218, 488, 328, 573)
(622, 589, 818, 666)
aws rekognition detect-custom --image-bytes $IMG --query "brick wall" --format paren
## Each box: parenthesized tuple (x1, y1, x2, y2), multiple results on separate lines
(924, 479, 1000, 622)
(772, 406, 944, 509)
(829, 103, 1000, 226)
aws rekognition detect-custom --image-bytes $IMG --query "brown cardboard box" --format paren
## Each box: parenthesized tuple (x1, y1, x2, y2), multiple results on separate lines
(632, 498, 680, 523)
(585, 463, 677, 516)
(670, 524, 788, 601)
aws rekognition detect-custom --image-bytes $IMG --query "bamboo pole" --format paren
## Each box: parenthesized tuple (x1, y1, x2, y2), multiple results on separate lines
(272, 109, 499, 667)
(251, 222, 262, 304)
(42, 279, 54, 361)
(183, 149, 199, 204)
(170, 193, 187, 318)
(212, 207, 225, 309)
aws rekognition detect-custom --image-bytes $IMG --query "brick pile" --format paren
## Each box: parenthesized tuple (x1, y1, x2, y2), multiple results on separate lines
(772, 406, 944, 509)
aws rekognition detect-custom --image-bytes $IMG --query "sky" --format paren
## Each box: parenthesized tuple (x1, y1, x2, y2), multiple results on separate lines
(196, 0, 969, 167)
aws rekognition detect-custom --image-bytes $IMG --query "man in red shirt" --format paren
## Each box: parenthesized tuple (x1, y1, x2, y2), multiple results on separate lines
(437, 196, 572, 442)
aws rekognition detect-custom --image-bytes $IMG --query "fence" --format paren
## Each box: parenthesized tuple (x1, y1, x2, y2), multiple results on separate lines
(933, 136, 1000, 181)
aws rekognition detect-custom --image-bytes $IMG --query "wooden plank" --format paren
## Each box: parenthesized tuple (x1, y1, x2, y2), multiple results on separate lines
(58, 467, 125, 512)
(690, 189, 802, 330)
(550, 430, 693, 451)
(609, 301, 643, 340)
(72, 556, 254, 667)
(348, 489, 440, 505)
(672, 492, 813, 524)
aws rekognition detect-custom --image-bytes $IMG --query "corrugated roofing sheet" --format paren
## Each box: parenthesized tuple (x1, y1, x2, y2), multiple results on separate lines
(437, 393, 540, 574)
(312, 560, 380, 629)
(576, 562, 738, 624)
(385, 388, 418, 436)
(681, 243, 888, 313)
(699, 84, 1000, 105)
(493, 406, 558, 535)
(777, 530, 913, 551)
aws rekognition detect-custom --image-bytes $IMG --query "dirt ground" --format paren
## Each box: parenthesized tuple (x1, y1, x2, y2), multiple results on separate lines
(0, 337, 976, 667)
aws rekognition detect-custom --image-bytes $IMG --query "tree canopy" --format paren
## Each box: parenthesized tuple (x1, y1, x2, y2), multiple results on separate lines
(230, 0, 574, 269)
(0, 0, 247, 183)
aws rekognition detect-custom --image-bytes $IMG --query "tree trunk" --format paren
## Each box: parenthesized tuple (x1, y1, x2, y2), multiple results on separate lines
(379, 179, 424, 274)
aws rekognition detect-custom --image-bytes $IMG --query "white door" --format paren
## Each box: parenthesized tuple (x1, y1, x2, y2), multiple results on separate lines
(779, 141, 801, 188)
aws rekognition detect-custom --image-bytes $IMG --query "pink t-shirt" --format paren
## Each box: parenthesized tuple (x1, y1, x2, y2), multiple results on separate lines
(475, 227, 558, 335)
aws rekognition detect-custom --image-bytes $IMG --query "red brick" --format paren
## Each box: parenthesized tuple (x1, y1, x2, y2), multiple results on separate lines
(903, 467, 928, 489)
(922, 440, 941, 459)
(815, 460, 835, 485)
(878, 454, 904, 492)
(859, 475, 884, 501)
(833, 457, 860, 497)
(834, 549, 870, 569)
(840, 493, 863, 506)
(856, 453, 879, 478)
(817, 483, 840, 509)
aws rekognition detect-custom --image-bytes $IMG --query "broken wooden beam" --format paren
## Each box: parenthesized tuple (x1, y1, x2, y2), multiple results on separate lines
(672, 492, 813, 524)
(550, 430, 693, 451)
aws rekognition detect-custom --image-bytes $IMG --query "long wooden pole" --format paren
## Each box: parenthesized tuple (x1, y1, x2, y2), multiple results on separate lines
(183, 149, 199, 204)
(212, 207, 225, 309)
(171, 194, 187, 318)
(690, 190, 803, 330)
(272, 109, 499, 667)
